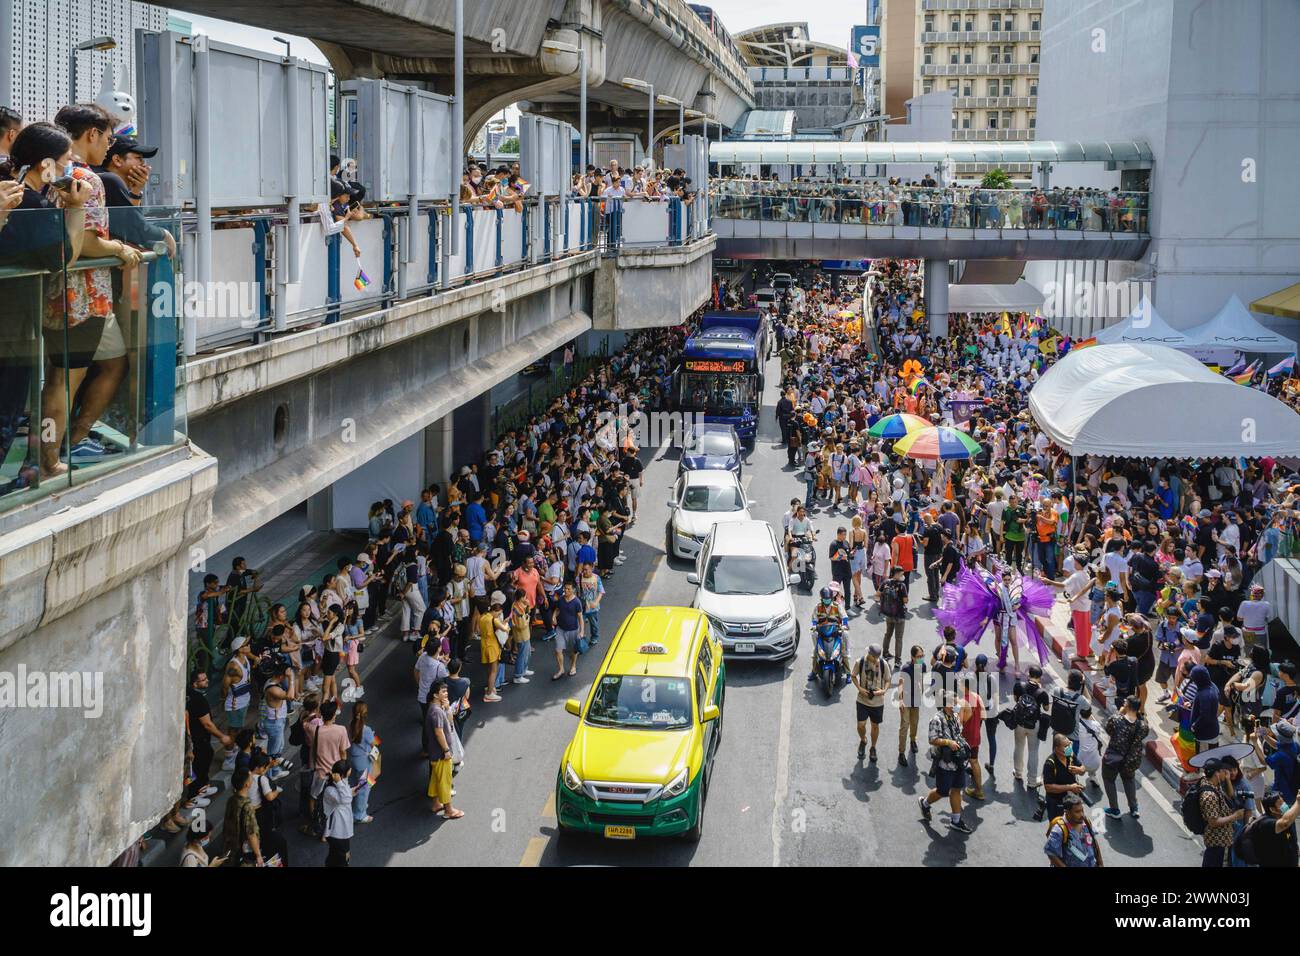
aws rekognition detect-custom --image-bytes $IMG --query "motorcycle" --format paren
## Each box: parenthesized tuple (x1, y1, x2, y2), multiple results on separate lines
(813, 622, 847, 698)
(790, 534, 817, 591)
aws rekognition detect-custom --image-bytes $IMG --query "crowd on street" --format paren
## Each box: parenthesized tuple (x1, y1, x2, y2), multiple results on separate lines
(769, 259, 1299, 865)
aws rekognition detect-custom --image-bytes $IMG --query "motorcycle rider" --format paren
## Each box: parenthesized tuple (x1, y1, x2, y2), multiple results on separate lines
(808, 586, 850, 681)
(786, 504, 816, 574)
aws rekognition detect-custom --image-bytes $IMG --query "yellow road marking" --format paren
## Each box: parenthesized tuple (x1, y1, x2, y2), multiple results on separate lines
(519, 836, 547, 867)
(541, 792, 556, 821)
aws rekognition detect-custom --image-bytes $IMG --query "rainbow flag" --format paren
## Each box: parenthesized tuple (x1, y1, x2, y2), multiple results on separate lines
(1230, 360, 1259, 385)
(909, 377, 931, 395)
(1267, 354, 1295, 378)
(1071, 336, 1097, 351)
(1222, 357, 1247, 376)
(353, 268, 371, 292)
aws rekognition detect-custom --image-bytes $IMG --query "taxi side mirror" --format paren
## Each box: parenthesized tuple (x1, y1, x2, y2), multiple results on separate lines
(702, 703, 721, 723)
(564, 698, 582, 717)
(686, 572, 700, 585)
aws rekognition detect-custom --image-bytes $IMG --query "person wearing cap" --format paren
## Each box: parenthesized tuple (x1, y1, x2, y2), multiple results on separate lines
(220, 634, 257, 771)
(1044, 794, 1102, 868)
(478, 591, 508, 702)
(1252, 718, 1300, 804)
(91, 133, 179, 255)
(851, 644, 891, 762)
(1197, 758, 1242, 867)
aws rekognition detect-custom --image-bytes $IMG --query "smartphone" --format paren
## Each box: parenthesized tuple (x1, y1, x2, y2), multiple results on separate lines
(14, 164, 30, 184)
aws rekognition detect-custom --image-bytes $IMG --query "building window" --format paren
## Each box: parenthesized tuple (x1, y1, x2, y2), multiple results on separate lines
(990, 16, 1002, 31)
(1031, 16, 1041, 31)
(1001, 110, 1013, 127)
(923, 80, 933, 94)
(1003, 81, 1013, 96)
(1030, 46, 1040, 63)
(962, 82, 972, 96)
(925, 50, 934, 65)
(1003, 45, 1014, 62)
(924, 18, 934, 32)
(947, 80, 958, 91)
(950, 17, 960, 31)
(1004, 15, 1016, 31)
(963, 49, 972, 64)
(965, 17, 974, 31)
(962, 112, 972, 129)
(952, 112, 959, 128)
(1028, 113, 1036, 129)
(987, 80, 998, 96)
(989, 47, 1000, 64)
(987, 112, 998, 129)
(1029, 81, 1038, 96)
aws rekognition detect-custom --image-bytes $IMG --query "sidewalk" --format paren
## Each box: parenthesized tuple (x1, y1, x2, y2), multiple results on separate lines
(141, 529, 376, 866)
(1037, 597, 1196, 795)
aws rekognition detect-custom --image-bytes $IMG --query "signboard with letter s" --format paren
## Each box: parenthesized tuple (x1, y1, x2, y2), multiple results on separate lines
(850, 25, 880, 67)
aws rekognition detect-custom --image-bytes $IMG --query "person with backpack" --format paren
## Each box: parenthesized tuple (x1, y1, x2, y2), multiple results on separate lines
(1049, 669, 1086, 758)
(1235, 789, 1300, 867)
(1252, 719, 1299, 803)
(1075, 702, 1105, 792)
(1044, 793, 1103, 867)
(1040, 733, 1086, 822)
(1192, 758, 1245, 867)
(918, 691, 974, 834)
(1101, 694, 1148, 819)
(878, 565, 909, 663)
(851, 644, 891, 762)
(1104, 638, 1140, 707)
(1011, 665, 1049, 793)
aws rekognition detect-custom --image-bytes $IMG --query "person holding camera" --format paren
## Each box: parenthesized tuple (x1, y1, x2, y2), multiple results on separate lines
(918, 691, 974, 833)
(1040, 732, 1086, 822)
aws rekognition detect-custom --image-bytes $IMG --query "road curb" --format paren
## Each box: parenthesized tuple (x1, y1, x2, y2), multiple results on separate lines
(1038, 613, 1195, 796)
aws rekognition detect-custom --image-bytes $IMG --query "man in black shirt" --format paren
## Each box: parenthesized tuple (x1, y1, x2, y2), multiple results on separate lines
(938, 531, 963, 594)
(186, 669, 232, 801)
(1128, 541, 1162, 616)
(922, 515, 946, 602)
(620, 450, 643, 517)
(829, 527, 853, 600)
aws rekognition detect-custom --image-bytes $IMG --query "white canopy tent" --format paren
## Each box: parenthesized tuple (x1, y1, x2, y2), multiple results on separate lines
(1028, 343, 1300, 458)
(1093, 298, 1189, 348)
(1181, 294, 1297, 364)
(947, 279, 1045, 314)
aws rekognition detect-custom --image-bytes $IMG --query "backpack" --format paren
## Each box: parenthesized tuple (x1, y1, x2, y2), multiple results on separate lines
(1049, 689, 1080, 735)
(1045, 815, 1094, 861)
(1233, 816, 1267, 866)
(1013, 687, 1041, 729)
(1182, 780, 1211, 835)
(879, 581, 904, 619)
(1260, 667, 1284, 708)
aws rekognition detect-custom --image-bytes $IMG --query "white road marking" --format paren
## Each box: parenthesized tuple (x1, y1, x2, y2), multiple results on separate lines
(771, 664, 795, 867)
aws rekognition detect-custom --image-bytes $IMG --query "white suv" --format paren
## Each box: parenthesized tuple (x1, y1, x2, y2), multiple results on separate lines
(689, 521, 800, 661)
(666, 469, 754, 560)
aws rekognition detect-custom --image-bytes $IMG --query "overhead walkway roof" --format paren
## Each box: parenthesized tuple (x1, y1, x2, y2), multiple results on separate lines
(709, 140, 1154, 165)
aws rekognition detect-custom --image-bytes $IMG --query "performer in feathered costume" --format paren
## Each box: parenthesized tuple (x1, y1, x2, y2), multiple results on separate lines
(934, 562, 1054, 674)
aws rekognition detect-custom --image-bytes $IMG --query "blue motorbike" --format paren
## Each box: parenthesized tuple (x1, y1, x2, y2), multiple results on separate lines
(814, 621, 847, 698)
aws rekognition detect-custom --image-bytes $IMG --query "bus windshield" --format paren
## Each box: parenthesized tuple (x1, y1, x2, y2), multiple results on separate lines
(679, 372, 756, 416)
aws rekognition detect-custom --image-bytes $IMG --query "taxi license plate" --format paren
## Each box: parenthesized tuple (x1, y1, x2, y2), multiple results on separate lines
(734, 642, 756, 653)
(603, 825, 636, 840)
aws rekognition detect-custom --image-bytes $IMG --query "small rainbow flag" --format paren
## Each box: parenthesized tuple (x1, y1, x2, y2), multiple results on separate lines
(909, 377, 931, 395)
(353, 268, 371, 292)
(1071, 336, 1098, 351)
(1230, 360, 1259, 385)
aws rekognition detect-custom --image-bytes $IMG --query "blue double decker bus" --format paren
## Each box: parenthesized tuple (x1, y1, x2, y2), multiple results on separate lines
(675, 311, 766, 445)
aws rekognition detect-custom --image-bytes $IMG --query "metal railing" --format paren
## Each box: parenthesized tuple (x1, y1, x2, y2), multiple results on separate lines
(0, 205, 187, 516)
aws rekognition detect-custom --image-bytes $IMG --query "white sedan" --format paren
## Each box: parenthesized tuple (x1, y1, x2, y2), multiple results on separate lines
(665, 470, 754, 560)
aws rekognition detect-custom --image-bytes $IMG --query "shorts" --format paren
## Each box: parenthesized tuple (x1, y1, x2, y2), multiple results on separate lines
(321, 650, 340, 676)
(427, 758, 453, 804)
(92, 313, 127, 361)
(44, 314, 108, 370)
(856, 702, 884, 724)
(472, 595, 491, 614)
(224, 704, 248, 729)
(556, 628, 581, 653)
(935, 765, 967, 795)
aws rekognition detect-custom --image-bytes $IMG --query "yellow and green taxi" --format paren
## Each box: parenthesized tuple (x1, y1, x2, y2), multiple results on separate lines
(556, 606, 725, 842)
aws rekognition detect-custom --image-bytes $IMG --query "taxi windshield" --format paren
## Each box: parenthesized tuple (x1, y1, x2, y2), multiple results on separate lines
(585, 674, 693, 730)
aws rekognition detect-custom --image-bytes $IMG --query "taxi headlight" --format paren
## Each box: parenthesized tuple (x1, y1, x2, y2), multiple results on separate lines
(663, 767, 691, 798)
(563, 762, 583, 793)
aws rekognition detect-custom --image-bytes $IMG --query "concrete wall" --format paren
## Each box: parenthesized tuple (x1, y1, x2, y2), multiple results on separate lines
(592, 236, 715, 330)
(0, 451, 216, 866)
(1036, 0, 1300, 337)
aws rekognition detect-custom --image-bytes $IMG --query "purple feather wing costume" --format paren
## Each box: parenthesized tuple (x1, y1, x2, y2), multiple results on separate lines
(935, 563, 1054, 666)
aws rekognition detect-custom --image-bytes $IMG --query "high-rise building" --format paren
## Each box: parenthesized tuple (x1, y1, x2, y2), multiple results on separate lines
(0, 0, 167, 124)
(879, 0, 1042, 178)
(733, 22, 867, 137)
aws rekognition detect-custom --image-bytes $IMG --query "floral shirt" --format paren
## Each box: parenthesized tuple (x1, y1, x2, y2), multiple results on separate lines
(46, 163, 113, 329)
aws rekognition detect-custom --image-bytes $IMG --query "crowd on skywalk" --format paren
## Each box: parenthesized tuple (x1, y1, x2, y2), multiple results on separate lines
(767, 260, 1299, 864)
(175, 327, 685, 865)
(711, 174, 1148, 232)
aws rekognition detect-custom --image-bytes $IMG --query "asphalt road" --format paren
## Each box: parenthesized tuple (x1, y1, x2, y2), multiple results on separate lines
(280, 354, 1205, 868)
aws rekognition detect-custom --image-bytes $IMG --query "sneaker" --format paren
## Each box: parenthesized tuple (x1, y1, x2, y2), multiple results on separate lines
(512, 677, 531, 684)
(353, 685, 365, 698)
(909, 740, 918, 755)
(197, 785, 219, 798)
(524, 670, 536, 677)
(984, 762, 995, 774)
(949, 819, 973, 834)
(918, 795, 932, 821)
(484, 693, 502, 702)
(869, 747, 877, 763)
(1104, 807, 1122, 818)
(270, 768, 290, 782)
(185, 797, 210, 809)
(898, 753, 907, 769)
(1128, 809, 1141, 819)
(68, 437, 105, 461)
(964, 786, 985, 801)
(278, 759, 294, 772)
(1156, 692, 1171, 704)
(857, 741, 867, 759)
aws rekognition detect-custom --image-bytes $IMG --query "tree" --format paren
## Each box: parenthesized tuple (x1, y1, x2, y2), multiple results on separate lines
(499, 137, 519, 155)
(980, 167, 1013, 190)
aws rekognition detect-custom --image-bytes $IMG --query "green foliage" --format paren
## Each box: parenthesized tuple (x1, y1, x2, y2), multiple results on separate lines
(980, 167, 1013, 190)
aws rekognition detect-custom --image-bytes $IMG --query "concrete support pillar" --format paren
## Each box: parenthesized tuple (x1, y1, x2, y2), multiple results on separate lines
(423, 414, 455, 500)
(306, 485, 334, 531)
(925, 257, 950, 340)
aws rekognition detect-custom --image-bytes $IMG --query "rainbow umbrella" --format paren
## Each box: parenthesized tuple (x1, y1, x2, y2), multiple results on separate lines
(892, 426, 982, 461)
(867, 413, 931, 440)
